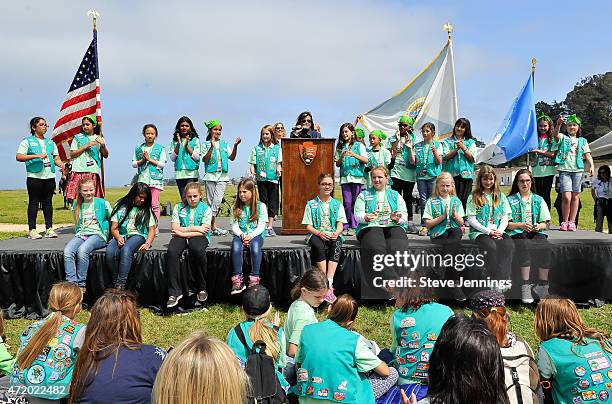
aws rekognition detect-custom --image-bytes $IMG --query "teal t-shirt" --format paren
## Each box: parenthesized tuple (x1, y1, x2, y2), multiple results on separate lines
(531, 136, 558, 178)
(71, 134, 101, 174)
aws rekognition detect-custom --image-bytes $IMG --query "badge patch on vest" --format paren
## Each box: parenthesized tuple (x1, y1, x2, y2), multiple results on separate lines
(427, 333, 437, 341)
(578, 379, 590, 389)
(416, 362, 429, 371)
(420, 351, 430, 362)
(411, 332, 420, 340)
(588, 356, 610, 372)
(317, 389, 328, 398)
(400, 317, 416, 328)
(333, 392, 346, 401)
(27, 365, 45, 384)
(600, 390, 610, 401)
(305, 386, 314, 395)
(406, 355, 417, 363)
(337, 380, 347, 390)
(423, 343, 434, 349)
(297, 368, 309, 382)
(591, 373, 604, 385)
(581, 391, 597, 401)
(311, 376, 322, 383)
(574, 366, 586, 377)
(408, 341, 419, 349)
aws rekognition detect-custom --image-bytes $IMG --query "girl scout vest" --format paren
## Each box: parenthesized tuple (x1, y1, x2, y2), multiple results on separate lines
(444, 137, 476, 179)
(24, 136, 56, 174)
(205, 139, 229, 173)
(554, 136, 587, 170)
(468, 193, 508, 240)
(306, 197, 344, 241)
(11, 316, 85, 400)
(296, 319, 375, 404)
(177, 202, 211, 241)
(389, 133, 416, 170)
(174, 137, 200, 171)
(340, 142, 365, 178)
(534, 137, 556, 169)
(115, 206, 152, 239)
(355, 188, 407, 237)
(413, 141, 442, 179)
(74, 197, 110, 241)
(428, 196, 463, 238)
(540, 337, 612, 404)
(73, 133, 101, 168)
(135, 143, 164, 180)
(366, 148, 393, 186)
(507, 193, 545, 236)
(255, 143, 280, 182)
(238, 202, 266, 238)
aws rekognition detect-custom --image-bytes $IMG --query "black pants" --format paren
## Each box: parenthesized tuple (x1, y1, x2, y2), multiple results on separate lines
(432, 228, 464, 284)
(257, 181, 279, 218)
(511, 232, 550, 268)
(166, 236, 209, 296)
(26, 177, 55, 230)
(391, 178, 415, 220)
(453, 177, 473, 210)
(308, 234, 342, 263)
(475, 233, 514, 280)
(534, 175, 554, 211)
(176, 178, 198, 200)
(595, 198, 612, 233)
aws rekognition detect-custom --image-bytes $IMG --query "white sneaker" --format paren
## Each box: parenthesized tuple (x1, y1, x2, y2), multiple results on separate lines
(28, 230, 42, 240)
(532, 283, 550, 300)
(44, 228, 58, 238)
(521, 283, 535, 304)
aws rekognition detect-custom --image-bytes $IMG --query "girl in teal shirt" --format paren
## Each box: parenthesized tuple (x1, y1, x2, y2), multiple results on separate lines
(530, 113, 557, 212)
(169, 116, 201, 200)
(443, 118, 477, 209)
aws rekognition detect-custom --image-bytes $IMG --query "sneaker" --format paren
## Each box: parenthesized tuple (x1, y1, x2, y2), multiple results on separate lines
(267, 227, 277, 237)
(248, 275, 261, 287)
(44, 228, 58, 238)
(559, 221, 569, 231)
(114, 283, 126, 290)
(212, 228, 228, 236)
(568, 221, 577, 231)
(166, 295, 183, 308)
(418, 227, 428, 236)
(28, 230, 42, 240)
(532, 283, 550, 300)
(342, 229, 350, 236)
(197, 290, 208, 302)
(494, 285, 511, 294)
(324, 287, 337, 303)
(346, 228, 355, 236)
(231, 275, 246, 295)
(521, 283, 535, 304)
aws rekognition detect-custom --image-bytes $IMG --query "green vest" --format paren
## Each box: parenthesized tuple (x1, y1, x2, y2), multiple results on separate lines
(468, 193, 508, 240)
(205, 139, 229, 173)
(135, 143, 164, 180)
(237, 202, 266, 238)
(413, 141, 442, 179)
(296, 319, 375, 404)
(366, 147, 392, 186)
(443, 137, 476, 179)
(174, 137, 200, 171)
(355, 188, 407, 237)
(540, 337, 612, 404)
(11, 316, 85, 400)
(74, 133, 101, 168)
(177, 202, 211, 242)
(306, 197, 344, 242)
(506, 193, 545, 236)
(24, 136, 56, 174)
(555, 135, 587, 170)
(115, 206, 151, 239)
(74, 197, 110, 241)
(428, 196, 463, 238)
(391, 303, 453, 385)
(340, 142, 366, 178)
(534, 137, 557, 168)
(389, 133, 416, 169)
(255, 143, 280, 182)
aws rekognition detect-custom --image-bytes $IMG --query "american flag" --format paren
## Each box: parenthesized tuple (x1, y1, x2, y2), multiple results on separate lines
(52, 30, 101, 161)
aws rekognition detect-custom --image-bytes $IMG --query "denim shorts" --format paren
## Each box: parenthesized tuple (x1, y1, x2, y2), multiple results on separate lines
(559, 171, 582, 193)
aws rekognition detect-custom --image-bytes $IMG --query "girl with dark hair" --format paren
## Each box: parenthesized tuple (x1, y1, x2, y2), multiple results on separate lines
(202, 119, 241, 236)
(552, 114, 594, 231)
(302, 173, 346, 302)
(290, 111, 321, 138)
(428, 315, 510, 404)
(133, 123, 166, 224)
(230, 178, 268, 294)
(169, 116, 201, 200)
(105, 182, 157, 290)
(68, 289, 166, 404)
(65, 115, 108, 201)
(249, 124, 282, 236)
(506, 169, 551, 303)
(16, 116, 65, 239)
(365, 130, 392, 189)
(530, 113, 558, 210)
(443, 118, 477, 208)
(591, 164, 612, 233)
(335, 123, 368, 235)
(389, 116, 417, 224)
(165, 182, 212, 309)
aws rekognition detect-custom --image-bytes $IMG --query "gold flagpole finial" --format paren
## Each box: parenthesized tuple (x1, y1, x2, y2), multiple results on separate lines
(443, 23, 453, 40)
(87, 10, 100, 31)
(531, 57, 537, 74)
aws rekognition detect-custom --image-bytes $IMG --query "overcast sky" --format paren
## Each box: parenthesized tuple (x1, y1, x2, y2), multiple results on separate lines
(2, 0, 610, 189)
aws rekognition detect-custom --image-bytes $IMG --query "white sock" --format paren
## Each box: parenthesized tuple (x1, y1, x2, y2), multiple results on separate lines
(328, 278, 334, 288)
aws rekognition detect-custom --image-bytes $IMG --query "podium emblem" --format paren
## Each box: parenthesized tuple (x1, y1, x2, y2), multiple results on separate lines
(299, 142, 317, 166)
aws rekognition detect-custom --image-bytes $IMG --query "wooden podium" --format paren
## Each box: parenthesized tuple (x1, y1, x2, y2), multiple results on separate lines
(281, 138, 335, 235)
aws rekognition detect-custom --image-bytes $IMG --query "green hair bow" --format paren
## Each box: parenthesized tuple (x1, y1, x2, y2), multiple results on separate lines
(205, 119, 222, 129)
(399, 115, 415, 126)
(354, 128, 365, 139)
(370, 129, 387, 140)
(84, 114, 98, 127)
(565, 114, 582, 126)
(536, 112, 551, 122)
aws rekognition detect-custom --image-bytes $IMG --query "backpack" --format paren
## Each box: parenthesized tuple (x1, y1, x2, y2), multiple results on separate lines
(502, 338, 542, 404)
(234, 324, 287, 404)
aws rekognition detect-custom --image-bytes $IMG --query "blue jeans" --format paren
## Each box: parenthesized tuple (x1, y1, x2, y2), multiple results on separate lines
(64, 235, 107, 287)
(417, 178, 436, 225)
(231, 234, 264, 276)
(105, 235, 146, 286)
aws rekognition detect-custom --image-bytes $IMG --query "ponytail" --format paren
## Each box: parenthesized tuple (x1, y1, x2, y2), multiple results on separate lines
(248, 318, 281, 360)
(473, 306, 509, 347)
(290, 269, 328, 301)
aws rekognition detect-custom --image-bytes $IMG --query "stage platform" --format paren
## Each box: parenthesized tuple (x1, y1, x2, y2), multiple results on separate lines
(1, 217, 611, 319)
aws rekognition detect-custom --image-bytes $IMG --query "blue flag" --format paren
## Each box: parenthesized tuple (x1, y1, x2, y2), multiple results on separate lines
(477, 74, 537, 165)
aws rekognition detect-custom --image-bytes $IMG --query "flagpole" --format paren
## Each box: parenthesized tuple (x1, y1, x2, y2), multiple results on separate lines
(527, 58, 536, 170)
(87, 9, 105, 195)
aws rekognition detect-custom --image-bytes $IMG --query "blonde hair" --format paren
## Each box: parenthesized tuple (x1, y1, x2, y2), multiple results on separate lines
(181, 182, 202, 207)
(152, 331, 249, 404)
(472, 164, 501, 208)
(73, 177, 96, 225)
(245, 308, 281, 360)
(534, 297, 612, 353)
(17, 282, 82, 370)
(370, 165, 389, 179)
(328, 294, 358, 329)
(432, 172, 457, 197)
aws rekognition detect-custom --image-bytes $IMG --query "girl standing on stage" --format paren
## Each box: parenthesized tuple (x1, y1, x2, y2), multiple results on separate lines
(202, 120, 241, 236)
(64, 177, 112, 294)
(466, 165, 514, 290)
(106, 182, 157, 290)
(230, 178, 267, 294)
(249, 124, 282, 237)
(165, 182, 212, 309)
(65, 115, 108, 201)
(169, 116, 201, 200)
(16, 117, 65, 239)
(407, 122, 443, 236)
(592, 164, 612, 233)
(335, 123, 368, 236)
(443, 118, 477, 209)
(553, 114, 594, 231)
(389, 116, 417, 224)
(531, 113, 557, 210)
(506, 169, 551, 303)
(133, 123, 166, 224)
(302, 174, 346, 303)
(365, 130, 392, 189)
